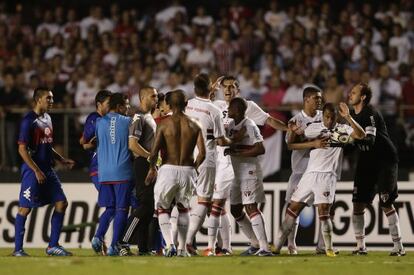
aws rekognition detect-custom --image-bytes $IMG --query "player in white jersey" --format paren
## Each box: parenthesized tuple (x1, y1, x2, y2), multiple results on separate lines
(224, 97, 272, 256)
(283, 86, 327, 255)
(207, 76, 287, 256)
(274, 103, 366, 257)
(184, 73, 230, 255)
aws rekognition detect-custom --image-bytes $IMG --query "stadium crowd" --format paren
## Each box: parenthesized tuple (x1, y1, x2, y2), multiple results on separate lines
(0, 0, 414, 171)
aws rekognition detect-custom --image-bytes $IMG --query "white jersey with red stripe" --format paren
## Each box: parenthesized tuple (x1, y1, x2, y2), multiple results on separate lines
(213, 99, 269, 164)
(229, 117, 264, 169)
(185, 97, 225, 167)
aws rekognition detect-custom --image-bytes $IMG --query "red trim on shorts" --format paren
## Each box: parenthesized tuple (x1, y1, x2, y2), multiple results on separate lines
(90, 171, 98, 177)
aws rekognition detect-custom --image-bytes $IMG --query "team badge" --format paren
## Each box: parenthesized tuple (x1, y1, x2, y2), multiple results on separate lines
(44, 127, 51, 135)
(244, 191, 252, 197)
(323, 191, 330, 197)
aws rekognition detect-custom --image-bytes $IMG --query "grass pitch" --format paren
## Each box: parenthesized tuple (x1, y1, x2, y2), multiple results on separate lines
(1, 249, 413, 275)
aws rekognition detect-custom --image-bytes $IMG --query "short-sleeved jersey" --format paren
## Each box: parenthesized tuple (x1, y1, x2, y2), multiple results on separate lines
(186, 97, 225, 167)
(214, 99, 270, 163)
(304, 122, 353, 178)
(228, 117, 264, 167)
(129, 111, 157, 153)
(96, 112, 132, 183)
(350, 105, 398, 163)
(82, 112, 101, 175)
(286, 110, 322, 174)
(18, 111, 54, 171)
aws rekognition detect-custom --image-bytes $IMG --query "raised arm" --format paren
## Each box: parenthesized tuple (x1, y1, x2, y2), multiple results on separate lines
(339, 102, 366, 140)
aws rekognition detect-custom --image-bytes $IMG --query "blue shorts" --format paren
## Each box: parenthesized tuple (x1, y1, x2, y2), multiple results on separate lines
(98, 181, 134, 209)
(19, 168, 67, 208)
(93, 176, 137, 208)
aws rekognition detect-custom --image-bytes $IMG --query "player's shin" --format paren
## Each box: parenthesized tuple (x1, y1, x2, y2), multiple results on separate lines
(177, 208, 189, 251)
(352, 211, 366, 250)
(207, 205, 222, 249)
(249, 211, 269, 251)
(385, 209, 403, 251)
(111, 208, 128, 247)
(170, 207, 179, 246)
(95, 207, 115, 240)
(320, 215, 333, 250)
(14, 213, 28, 251)
(274, 209, 298, 252)
(186, 201, 209, 245)
(235, 212, 259, 248)
(49, 211, 65, 247)
(158, 209, 173, 246)
(219, 210, 232, 250)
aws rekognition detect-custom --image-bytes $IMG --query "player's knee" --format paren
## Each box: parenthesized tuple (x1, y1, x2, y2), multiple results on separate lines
(244, 204, 258, 215)
(353, 202, 367, 214)
(105, 207, 116, 216)
(176, 203, 189, 213)
(230, 204, 243, 219)
(55, 200, 68, 212)
(18, 207, 31, 216)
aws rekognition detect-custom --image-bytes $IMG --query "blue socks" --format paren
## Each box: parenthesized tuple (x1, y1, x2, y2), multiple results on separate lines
(49, 211, 64, 247)
(95, 207, 115, 240)
(111, 209, 128, 247)
(14, 214, 27, 251)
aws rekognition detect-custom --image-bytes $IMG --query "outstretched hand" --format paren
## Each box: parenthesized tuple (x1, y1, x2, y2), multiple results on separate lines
(288, 120, 304, 135)
(338, 102, 350, 118)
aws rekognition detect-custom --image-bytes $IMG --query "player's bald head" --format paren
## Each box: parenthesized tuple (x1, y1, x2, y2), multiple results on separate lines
(139, 86, 156, 101)
(169, 89, 187, 111)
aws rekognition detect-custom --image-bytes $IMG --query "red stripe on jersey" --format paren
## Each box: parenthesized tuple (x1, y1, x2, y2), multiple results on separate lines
(100, 180, 129, 185)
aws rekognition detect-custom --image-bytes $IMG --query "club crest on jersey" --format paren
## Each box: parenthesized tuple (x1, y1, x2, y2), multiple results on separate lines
(244, 191, 252, 197)
(44, 127, 51, 135)
(323, 191, 330, 197)
(380, 193, 389, 203)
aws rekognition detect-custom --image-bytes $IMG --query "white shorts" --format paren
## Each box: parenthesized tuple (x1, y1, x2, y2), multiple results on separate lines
(230, 163, 265, 205)
(213, 161, 235, 200)
(154, 165, 196, 209)
(291, 172, 336, 205)
(195, 165, 216, 198)
(286, 173, 314, 206)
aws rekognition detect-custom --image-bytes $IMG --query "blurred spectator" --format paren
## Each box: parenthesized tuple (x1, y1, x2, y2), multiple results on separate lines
(323, 75, 344, 105)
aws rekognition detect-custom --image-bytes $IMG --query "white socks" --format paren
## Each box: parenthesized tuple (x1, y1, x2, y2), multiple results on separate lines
(287, 216, 299, 248)
(186, 203, 208, 245)
(207, 205, 222, 249)
(352, 212, 366, 249)
(236, 213, 259, 248)
(250, 211, 269, 251)
(219, 212, 231, 250)
(274, 210, 297, 252)
(320, 218, 333, 250)
(158, 211, 173, 246)
(170, 207, 179, 246)
(177, 209, 189, 251)
(385, 209, 403, 250)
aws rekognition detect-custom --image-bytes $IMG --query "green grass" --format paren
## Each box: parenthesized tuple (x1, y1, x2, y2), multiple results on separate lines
(1, 249, 413, 275)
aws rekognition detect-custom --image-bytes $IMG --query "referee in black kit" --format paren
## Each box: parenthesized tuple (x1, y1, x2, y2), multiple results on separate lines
(348, 83, 405, 256)
(120, 87, 158, 255)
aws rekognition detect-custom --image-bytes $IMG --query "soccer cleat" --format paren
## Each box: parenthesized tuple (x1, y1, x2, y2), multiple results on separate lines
(164, 245, 177, 257)
(177, 249, 191, 257)
(255, 249, 274, 257)
(119, 245, 133, 256)
(12, 249, 29, 257)
(352, 247, 368, 255)
(107, 245, 120, 256)
(240, 246, 260, 256)
(287, 245, 298, 255)
(215, 246, 222, 255)
(46, 246, 73, 256)
(186, 244, 199, 256)
(389, 248, 406, 257)
(325, 249, 337, 257)
(316, 247, 339, 255)
(91, 237, 107, 255)
(216, 248, 232, 256)
(202, 248, 215, 256)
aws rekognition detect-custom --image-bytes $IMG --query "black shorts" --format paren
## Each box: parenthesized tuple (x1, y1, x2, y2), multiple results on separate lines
(352, 161, 398, 207)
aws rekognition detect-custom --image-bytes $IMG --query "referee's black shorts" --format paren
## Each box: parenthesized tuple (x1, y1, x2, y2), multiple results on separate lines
(352, 160, 398, 207)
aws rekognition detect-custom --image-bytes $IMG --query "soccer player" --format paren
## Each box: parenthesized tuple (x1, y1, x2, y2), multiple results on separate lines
(224, 97, 272, 256)
(120, 87, 158, 255)
(283, 86, 327, 255)
(95, 92, 134, 256)
(184, 73, 229, 255)
(211, 76, 287, 256)
(146, 89, 206, 257)
(274, 103, 365, 257)
(14, 87, 75, 256)
(79, 90, 112, 255)
(348, 83, 406, 256)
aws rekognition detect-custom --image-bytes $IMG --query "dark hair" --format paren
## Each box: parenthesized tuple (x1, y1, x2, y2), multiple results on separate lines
(221, 75, 239, 87)
(194, 73, 211, 96)
(229, 97, 248, 116)
(322, 103, 337, 115)
(139, 86, 156, 100)
(303, 85, 322, 99)
(358, 83, 372, 105)
(95, 90, 112, 108)
(33, 87, 51, 102)
(109, 92, 127, 110)
(169, 89, 187, 111)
